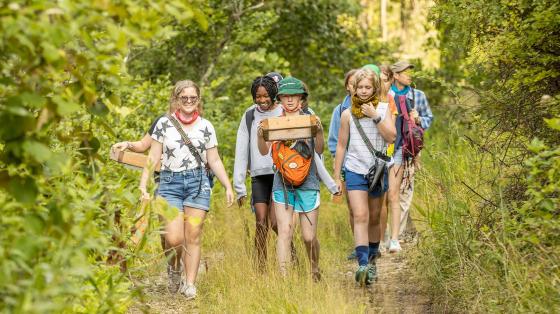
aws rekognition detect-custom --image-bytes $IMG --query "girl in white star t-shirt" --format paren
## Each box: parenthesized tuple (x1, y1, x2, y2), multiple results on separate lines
(139, 80, 234, 300)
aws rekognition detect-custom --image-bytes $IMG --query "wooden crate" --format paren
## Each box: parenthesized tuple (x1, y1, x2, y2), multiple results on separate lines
(110, 149, 161, 171)
(261, 115, 318, 141)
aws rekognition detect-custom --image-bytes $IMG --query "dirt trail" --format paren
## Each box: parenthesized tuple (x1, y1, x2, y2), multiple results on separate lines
(130, 242, 431, 314)
(363, 243, 432, 313)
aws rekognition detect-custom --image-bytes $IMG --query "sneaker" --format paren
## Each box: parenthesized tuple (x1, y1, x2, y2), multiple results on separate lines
(379, 242, 387, 254)
(388, 239, 402, 253)
(312, 270, 322, 282)
(179, 280, 197, 300)
(354, 265, 368, 286)
(347, 249, 357, 260)
(366, 263, 378, 285)
(167, 264, 182, 293)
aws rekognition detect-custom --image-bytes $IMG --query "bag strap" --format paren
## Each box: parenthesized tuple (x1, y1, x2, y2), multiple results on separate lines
(245, 108, 255, 167)
(350, 113, 387, 160)
(166, 114, 204, 168)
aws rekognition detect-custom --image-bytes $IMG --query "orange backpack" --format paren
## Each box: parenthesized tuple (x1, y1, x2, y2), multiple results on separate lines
(271, 140, 313, 187)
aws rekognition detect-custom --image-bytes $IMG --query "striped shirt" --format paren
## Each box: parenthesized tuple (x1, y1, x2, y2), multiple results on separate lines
(344, 102, 393, 175)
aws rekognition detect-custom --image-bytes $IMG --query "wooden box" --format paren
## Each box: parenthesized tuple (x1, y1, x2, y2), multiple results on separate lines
(110, 149, 161, 171)
(261, 115, 318, 141)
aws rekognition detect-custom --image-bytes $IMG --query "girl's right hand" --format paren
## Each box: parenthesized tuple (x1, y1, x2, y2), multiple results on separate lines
(112, 141, 129, 152)
(335, 178, 343, 196)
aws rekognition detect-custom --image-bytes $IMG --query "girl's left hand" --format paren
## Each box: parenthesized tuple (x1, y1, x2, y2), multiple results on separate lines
(225, 187, 234, 207)
(362, 103, 379, 119)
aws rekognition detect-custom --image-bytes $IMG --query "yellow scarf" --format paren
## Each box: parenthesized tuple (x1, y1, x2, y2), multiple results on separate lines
(351, 94, 379, 118)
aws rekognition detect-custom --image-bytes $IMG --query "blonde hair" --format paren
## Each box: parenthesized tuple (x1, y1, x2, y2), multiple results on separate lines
(352, 68, 381, 98)
(169, 80, 203, 115)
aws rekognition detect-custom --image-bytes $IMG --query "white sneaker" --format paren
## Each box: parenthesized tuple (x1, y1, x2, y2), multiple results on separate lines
(388, 239, 402, 253)
(179, 281, 197, 300)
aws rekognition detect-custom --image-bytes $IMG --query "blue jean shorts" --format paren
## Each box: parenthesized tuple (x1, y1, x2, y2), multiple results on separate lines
(272, 189, 320, 213)
(157, 169, 212, 211)
(344, 169, 388, 198)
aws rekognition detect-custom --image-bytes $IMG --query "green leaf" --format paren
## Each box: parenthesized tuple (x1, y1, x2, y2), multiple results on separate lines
(23, 141, 52, 163)
(8, 176, 38, 205)
(41, 42, 61, 63)
(20, 92, 46, 108)
(544, 118, 560, 131)
(52, 96, 81, 116)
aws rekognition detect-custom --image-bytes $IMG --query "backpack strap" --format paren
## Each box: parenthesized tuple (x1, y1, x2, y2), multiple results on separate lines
(411, 87, 416, 109)
(245, 108, 255, 168)
(350, 113, 388, 160)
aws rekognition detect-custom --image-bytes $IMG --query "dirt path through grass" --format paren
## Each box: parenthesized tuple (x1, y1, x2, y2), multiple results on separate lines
(130, 244, 431, 313)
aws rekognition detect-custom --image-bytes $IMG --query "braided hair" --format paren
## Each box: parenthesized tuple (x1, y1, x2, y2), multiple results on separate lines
(250, 76, 278, 103)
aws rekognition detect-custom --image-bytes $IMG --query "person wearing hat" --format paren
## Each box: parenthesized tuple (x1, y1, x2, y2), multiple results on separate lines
(386, 61, 433, 253)
(257, 77, 339, 280)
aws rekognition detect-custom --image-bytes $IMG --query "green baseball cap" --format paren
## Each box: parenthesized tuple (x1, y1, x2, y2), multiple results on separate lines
(362, 64, 381, 75)
(277, 77, 307, 98)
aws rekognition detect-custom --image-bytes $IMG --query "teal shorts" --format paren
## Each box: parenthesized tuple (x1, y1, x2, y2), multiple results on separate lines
(272, 189, 320, 213)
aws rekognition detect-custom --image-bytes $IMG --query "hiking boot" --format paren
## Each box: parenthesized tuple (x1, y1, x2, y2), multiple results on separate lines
(179, 280, 197, 300)
(388, 239, 402, 253)
(347, 249, 357, 260)
(167, 264, 183, 293)
(366, 263, 378, 285)
(354, 265, 368, 286)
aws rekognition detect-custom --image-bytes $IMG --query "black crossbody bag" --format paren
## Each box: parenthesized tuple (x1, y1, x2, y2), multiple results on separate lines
(351, 114, 391, 193)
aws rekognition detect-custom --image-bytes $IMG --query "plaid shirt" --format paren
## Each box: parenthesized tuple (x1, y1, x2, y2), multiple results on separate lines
(410, 88, 433, 130)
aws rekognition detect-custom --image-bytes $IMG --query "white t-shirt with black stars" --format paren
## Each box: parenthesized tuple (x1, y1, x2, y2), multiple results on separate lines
(151, 115, 218, 171)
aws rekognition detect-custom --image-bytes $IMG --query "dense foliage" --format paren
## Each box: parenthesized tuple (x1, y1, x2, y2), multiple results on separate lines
(414, 0, 560, 311)
(0, 1, 205, 311)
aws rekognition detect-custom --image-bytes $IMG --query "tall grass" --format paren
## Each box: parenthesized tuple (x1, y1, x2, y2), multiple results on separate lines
(413, 111, 560, 313)
(127, 184, 376, 313)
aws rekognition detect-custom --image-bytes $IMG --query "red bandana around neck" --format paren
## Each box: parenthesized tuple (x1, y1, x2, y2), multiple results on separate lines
(175, 110, 199, 125)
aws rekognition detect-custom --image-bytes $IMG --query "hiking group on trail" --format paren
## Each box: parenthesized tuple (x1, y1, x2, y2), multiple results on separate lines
(112, 60, 433, 300)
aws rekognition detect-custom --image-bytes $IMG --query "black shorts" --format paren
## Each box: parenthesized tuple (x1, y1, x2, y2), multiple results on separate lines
(251, 174, 274, 205)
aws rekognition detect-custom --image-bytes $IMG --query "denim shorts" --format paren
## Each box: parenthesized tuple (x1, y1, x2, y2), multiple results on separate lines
(272, 189, 320, 213)
(344, 169, 388, 198)
(157, 169, 212, 211)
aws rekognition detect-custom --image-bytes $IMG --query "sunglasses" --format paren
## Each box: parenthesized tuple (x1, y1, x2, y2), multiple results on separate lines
(179, 96, 199, 103)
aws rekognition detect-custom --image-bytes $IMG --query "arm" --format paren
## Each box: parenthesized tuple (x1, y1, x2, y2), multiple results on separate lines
(314, 153, 340, 195)
(377, 106, 396, 143)
(314, 118, 325, 155)
(361, 103, 396, 143)
(233, 115, 250, 201)
(257, 122, 271, 155)
(416, 93, 433, 130)
(333, 111, 350, 190)
(112, 133, 153, 153)
(327, 105, 341, 156)
(138, 141, 163, 199)
(206, 147, 234, 207)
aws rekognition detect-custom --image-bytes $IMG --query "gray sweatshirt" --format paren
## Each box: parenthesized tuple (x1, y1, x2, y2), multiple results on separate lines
(233, 105, 283, 198)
